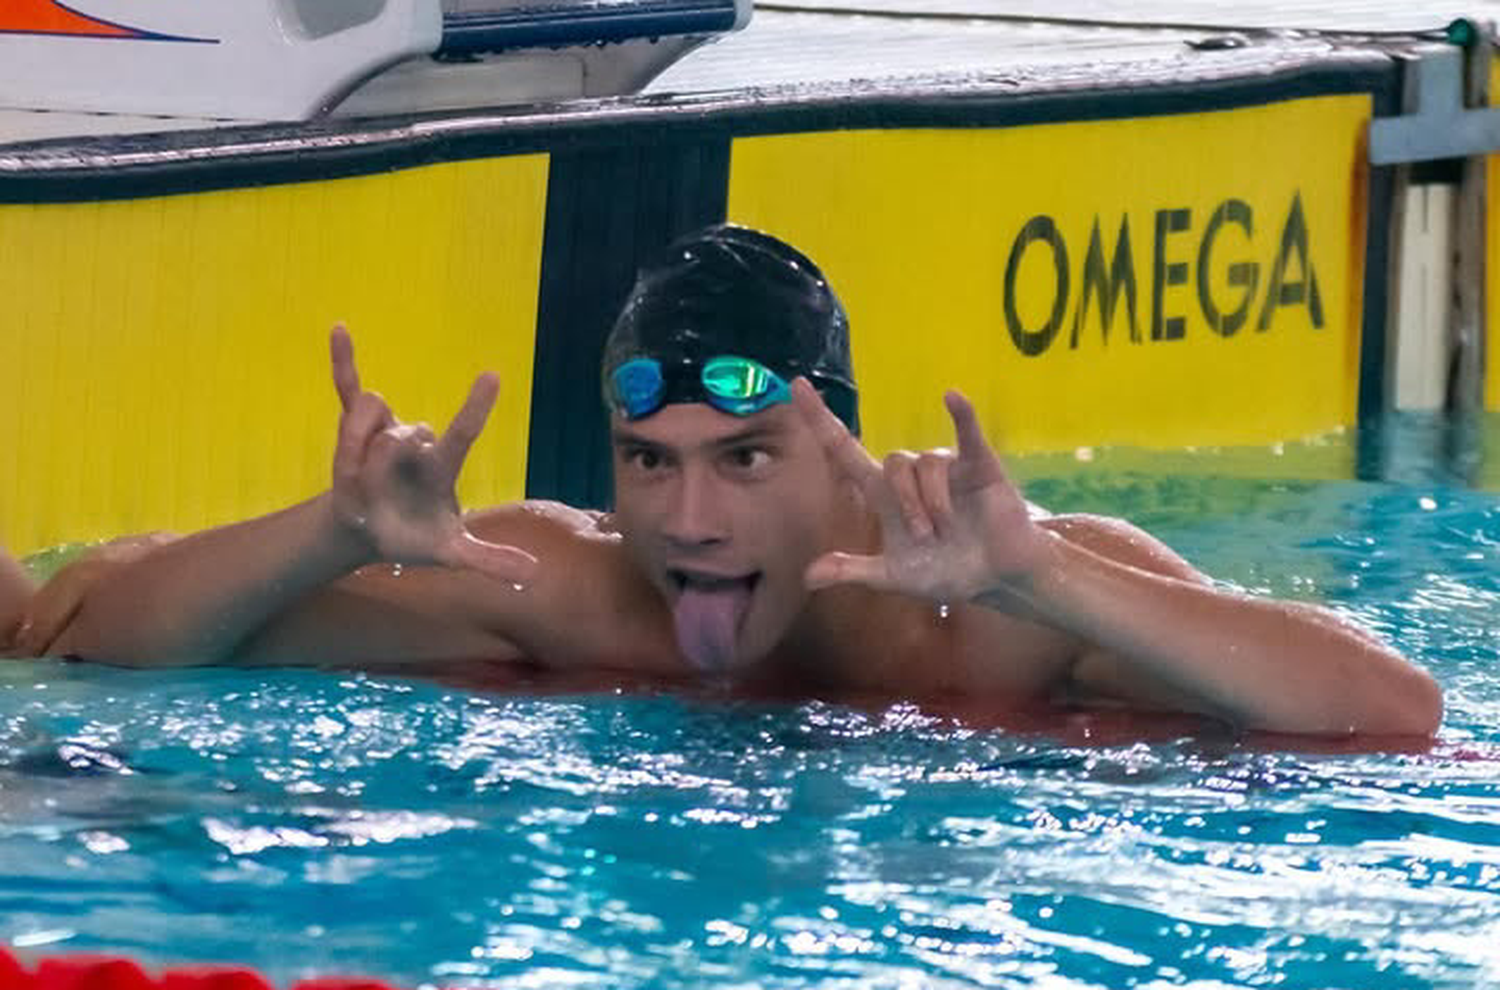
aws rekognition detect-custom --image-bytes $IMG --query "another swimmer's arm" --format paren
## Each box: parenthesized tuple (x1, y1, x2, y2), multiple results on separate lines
(0, 544, 35, 654)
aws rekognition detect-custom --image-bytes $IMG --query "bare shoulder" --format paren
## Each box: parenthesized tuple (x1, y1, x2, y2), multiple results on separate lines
(1038, 512, 1208, 584)
(454, 499, 631, 614)
(459, 501, 674, 668)
(465, 500, 616, 544)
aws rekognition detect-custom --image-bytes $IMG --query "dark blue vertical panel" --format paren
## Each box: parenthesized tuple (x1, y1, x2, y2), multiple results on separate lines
(526, 139, 731, 507)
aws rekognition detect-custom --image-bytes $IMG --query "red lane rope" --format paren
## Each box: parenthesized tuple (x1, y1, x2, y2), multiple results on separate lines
(0, 948, 417, 990)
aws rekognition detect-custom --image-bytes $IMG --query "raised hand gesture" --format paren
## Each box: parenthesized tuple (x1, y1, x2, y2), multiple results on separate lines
(328, 325, 536, 584)
(793, 379, 1054, 608)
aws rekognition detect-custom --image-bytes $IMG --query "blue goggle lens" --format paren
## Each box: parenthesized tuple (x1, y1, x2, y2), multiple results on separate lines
(610, 358, 667, 420)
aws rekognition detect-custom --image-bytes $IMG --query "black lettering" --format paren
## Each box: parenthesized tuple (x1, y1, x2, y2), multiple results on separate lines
(1257, 192, 1324, 331)
(1196, 199, 1260, 337)
(1070, 216, 1139, 348)
(1004, 215, 1070, 357)
(1151, 208, 1191, 341)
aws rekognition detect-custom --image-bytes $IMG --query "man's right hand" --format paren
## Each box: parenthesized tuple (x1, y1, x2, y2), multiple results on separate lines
(327, 325, 537, 585)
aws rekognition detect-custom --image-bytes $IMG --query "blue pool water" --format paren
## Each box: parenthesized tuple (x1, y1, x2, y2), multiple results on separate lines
(2, 417, 1499, 988)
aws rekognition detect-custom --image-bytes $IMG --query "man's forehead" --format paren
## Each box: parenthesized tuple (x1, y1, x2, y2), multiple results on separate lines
(609, 401, 802, 445)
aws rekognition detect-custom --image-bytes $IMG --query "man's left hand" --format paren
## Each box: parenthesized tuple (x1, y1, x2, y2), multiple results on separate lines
(792, 379, 1055, 608)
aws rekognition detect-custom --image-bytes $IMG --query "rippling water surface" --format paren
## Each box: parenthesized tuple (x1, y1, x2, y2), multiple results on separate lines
(2, 422, 1499, 988)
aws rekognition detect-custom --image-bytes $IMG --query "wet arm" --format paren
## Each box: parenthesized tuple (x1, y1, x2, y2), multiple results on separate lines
(1017, 515, 1442, 737)
(48, 494, 384, 666)
(46, 503, 582, 669)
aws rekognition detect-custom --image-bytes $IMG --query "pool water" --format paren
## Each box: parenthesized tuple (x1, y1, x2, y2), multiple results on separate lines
(2, 415, 1499, 989)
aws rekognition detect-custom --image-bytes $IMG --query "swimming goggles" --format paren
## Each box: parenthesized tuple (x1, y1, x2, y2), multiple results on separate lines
(608, 355, 792, 420)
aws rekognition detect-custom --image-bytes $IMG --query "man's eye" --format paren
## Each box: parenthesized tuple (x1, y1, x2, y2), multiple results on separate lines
(626, 449, 663, 471)
(726, 447, 772, 472)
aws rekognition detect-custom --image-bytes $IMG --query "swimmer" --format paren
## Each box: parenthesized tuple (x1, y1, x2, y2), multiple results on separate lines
(41, 226, 1442, 737)
(0, 544, 34, 655)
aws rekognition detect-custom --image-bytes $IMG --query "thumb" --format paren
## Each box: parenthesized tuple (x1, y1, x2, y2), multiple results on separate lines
(442, 532, 540, 587)
(805, 551, 890, 592)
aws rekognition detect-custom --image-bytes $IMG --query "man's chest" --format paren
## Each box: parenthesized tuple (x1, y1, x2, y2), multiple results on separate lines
(783, 595, 1079, 702)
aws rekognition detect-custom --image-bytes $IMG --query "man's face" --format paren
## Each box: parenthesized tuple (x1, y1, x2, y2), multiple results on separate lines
(610, 400, 846, 672)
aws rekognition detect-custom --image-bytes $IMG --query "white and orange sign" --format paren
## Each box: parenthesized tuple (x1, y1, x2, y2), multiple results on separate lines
(0, 0, 206, 41)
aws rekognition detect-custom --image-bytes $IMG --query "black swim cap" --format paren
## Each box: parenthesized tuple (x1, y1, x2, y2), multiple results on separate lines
(601, 224, 860, 434)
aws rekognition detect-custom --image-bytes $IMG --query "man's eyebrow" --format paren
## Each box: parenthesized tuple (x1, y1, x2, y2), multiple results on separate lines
(608, 422, 787, 448)
(711, 423, 786, 447)
(609, 427, 660, 446)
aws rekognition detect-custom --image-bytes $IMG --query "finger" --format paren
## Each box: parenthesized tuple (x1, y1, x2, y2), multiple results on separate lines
(944, 390, 1008, 485)
(15, 570, 89, 656)
(883, 450, 932, 540)
(386, 423, 435, 447)
(791, 378, 881, 491)
(442, 532, 539, 586)
(805, 551, 891, 592)
(334, 391, 394, 491)
(14, 619, 48, 657)
(330, 323, 362, 413)
(345, 392, 394, 445)
(437, 373, 499, 477)
(915, 450, 957, 536)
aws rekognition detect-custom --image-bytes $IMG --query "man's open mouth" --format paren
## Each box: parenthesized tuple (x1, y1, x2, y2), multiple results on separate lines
(666, 569, 761, 671)
(668, 569, 761, 595)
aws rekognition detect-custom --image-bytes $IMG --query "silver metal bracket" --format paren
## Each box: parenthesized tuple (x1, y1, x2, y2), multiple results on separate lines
(1370, 46, 1500, 165)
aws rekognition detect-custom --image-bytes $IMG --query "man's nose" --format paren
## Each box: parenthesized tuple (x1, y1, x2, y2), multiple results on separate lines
(661, 464, 729, 547)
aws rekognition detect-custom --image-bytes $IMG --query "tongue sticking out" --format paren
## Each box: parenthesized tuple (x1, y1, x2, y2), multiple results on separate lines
(672, 581, 754, 671)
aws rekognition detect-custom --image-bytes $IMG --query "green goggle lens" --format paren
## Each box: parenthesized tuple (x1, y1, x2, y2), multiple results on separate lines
(609, 355, 791, 419)
(703, 357, 776, 400)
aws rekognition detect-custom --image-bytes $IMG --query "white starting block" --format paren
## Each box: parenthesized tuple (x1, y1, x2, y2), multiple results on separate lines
(0, 0, 751, 124)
